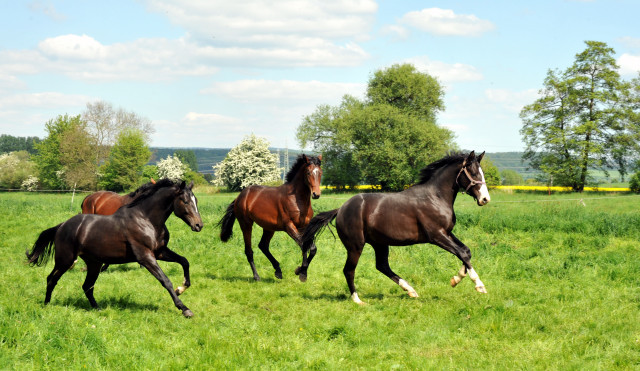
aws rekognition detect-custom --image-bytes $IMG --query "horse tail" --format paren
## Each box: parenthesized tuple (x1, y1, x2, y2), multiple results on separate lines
(301, 209, 339, 254)
(218, 200, 236, 242)
(26, 224, 60, 266)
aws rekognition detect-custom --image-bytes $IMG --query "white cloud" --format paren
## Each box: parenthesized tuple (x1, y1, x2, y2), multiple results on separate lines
(380, 25, 410, 40)
(618, 54, 640, 76)
(28, 1, 67, 22)
(0, 92, 91, 109)
(400, 8, 495, 37)
(201, 80, 366, 104)
(484, 88, 538, 113)
(618, 36, 640, 49)
(406, 57, 483, 83)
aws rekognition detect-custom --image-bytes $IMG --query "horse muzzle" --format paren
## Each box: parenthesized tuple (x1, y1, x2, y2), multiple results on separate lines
(477, 196, 490, 206)
(190, 220, 203, 232)
(312, 192, 320, 199)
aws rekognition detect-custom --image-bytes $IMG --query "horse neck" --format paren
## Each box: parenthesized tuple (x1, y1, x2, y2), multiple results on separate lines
(288, 166, 311, 199)
(134, 188, 175, 224)
(411, 162, 462, 205)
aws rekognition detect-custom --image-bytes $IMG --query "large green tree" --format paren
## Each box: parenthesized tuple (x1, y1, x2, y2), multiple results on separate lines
(297, 63, 454, 191)
(33, 114, 84, 189)
(520, 41, 640, 191)
(99, 129, 151, 192)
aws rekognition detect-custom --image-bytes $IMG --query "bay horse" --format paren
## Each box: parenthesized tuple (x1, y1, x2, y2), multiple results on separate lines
(300, 151, 491, 304)
(218, 154, 322, 282)
(26, 179, 203, 317)
(80, 178, 156, 214)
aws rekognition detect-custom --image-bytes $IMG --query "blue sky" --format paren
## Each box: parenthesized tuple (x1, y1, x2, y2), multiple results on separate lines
(1, 0, 639, 152)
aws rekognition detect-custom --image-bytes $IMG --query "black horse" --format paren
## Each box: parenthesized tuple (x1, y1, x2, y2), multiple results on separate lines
(300, 151, 490, 304)
(26, 179, 203, 317)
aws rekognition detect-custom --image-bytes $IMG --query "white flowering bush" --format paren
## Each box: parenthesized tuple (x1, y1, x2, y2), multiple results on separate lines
(21, 175, 39, 191)
(0, 151, 37, 189)
(156, 155, 188, 182)
(213, 134, 281, 191)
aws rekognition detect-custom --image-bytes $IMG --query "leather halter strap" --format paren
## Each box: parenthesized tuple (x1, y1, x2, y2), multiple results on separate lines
(456, 166, 486, 192)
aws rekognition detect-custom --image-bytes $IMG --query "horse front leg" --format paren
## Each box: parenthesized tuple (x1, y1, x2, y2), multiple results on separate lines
(283, 222, 309, 282)
(156, 247, 191, 296)
(137, 252, 193, 317)
(433, 232, 487, 294)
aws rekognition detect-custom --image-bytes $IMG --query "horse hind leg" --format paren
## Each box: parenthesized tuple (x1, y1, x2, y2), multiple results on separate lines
(44, 248, 76, 305)
(239, 221, 260, 281)
(373, 244, 418, 298)
(82, 260, 103, 308)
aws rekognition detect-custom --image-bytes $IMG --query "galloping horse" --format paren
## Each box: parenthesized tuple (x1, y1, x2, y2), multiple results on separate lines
(218, 154, 322, 282)
(27, 179, 203, 317)
(301, 151, 491, 304)
(80, 178, 157, 271)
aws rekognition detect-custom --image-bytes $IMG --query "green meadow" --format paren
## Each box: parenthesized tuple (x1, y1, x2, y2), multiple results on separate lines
(1, 189, 639, 369)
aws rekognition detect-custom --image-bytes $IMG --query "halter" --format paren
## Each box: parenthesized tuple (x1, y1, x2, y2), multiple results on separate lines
(456, 165, 486, 193)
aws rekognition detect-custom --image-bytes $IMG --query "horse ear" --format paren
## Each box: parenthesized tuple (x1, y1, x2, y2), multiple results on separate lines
(188, 180, 194, 190)
(463, 151, 475, 167)
(317, 154, 322, 162)
(477, 151, 485, 163)
(302, 154, 309, 163)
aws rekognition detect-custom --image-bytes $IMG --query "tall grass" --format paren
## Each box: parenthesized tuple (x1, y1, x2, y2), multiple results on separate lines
(1, 190, 639, 369)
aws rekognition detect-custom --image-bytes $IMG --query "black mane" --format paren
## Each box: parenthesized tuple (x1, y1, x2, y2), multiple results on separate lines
(417, 152, 467, 185)
(127, 181, 157, 198)
(285, 155, 321, 183)
(127, 178, 180, 208)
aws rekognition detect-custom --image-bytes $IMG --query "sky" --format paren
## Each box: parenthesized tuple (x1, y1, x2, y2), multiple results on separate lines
(1, 0, 639, 153)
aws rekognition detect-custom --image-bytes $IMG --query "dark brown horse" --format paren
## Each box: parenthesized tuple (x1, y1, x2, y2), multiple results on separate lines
(27, 179, 203, 317)
(218, 154, 322, 282)
(301, 151, 491, 304)
(80, 179, 157, 271)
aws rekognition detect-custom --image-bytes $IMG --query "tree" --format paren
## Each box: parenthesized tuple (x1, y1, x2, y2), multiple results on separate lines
(175, 150, 198, 172)
(99, 129, 151, 192)
(297, 63, 453, 191)
(213, 134, 280, 191)
(480, 156, 501, 186)
(83, 101, 154, 168)
(520, 41, 640, 191)
(59, 122, 97, 189)
(33, 114, 83, 189)
(0, 134, 41, 154)
(501, 169, 524, 185)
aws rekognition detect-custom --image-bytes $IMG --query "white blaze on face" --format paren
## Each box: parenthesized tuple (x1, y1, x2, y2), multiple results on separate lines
(190, 195, 199, 214)
(477, 166, 491, 204)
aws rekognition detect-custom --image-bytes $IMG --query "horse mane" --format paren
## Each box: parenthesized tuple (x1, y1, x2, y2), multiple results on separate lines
(126, 178, 179, 208)
(127, 181, 157, 198)
(285, 154, 321, 183)
(417, 152, 467, 185)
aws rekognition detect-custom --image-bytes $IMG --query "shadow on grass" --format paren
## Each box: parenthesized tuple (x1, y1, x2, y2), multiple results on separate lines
(55, 295, 160, 312)
(205, 273, 278, 283)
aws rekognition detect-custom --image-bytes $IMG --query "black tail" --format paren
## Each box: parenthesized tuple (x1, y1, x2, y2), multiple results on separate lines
(218, 200, 236, 242)
(301, 209, 339, 254)
(26, 225, 60, 266)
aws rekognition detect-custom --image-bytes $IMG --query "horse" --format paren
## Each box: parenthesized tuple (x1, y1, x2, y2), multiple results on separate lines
(80, 178, 157, 271)
(300, 151, 491, 305)
(26, 179, 203, 317)
(218, 154, 322, 282)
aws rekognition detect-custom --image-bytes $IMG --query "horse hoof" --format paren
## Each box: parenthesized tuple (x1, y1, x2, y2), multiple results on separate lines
(298, 273, 307, 282)
(450, 277, 459, 287)
(294, 266, 302, 275)
(275, 271, 283, 280)
(408, 291, 419, 298)
(175, 286, 186, 296)
(182, 309, 194, 318)
(475, 286, 488, 294)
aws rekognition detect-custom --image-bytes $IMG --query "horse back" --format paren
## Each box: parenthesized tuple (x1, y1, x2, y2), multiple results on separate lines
(236, 184, 309, 230)
(81, 191, 127, 215)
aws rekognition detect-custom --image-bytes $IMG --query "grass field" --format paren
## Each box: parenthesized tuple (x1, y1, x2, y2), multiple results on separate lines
(1, 189, 639, 369)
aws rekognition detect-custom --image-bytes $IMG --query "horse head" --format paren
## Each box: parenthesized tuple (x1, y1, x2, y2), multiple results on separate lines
(303, 154, 323, 199)
(173, 181, 203, 232)
(457, 151, 491, 206)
